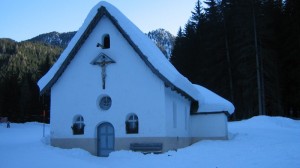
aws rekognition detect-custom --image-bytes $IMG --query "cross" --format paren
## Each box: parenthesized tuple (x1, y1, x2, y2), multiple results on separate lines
(91, 53, 115, 89)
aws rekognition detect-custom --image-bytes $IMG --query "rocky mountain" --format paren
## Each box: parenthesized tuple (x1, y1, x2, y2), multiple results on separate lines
(147, 28, 175, 59)
(27, 31, 76, 48)
(27, 29, 175, 59)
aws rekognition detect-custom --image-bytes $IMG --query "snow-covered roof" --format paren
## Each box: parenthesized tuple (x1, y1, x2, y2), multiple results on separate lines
(37, 1, 234, 115)
(193, 85, 234, 114)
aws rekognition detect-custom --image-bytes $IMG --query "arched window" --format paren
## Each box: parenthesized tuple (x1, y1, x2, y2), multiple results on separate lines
(126, 114, 138, 134)
(72, 115, 85, 135)
(103, 34, 110, 49)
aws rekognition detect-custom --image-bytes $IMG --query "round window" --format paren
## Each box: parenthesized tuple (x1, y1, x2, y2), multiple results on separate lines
(99, 96, 112, 110)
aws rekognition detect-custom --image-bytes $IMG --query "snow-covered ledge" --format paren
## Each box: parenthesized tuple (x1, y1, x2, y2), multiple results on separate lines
(193, 84, 234, 115)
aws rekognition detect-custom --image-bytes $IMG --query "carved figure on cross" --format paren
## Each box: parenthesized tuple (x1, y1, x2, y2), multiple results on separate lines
(91, 53, 115, 89)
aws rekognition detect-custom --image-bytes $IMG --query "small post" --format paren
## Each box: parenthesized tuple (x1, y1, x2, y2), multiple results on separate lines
(43, 110, 46, 137)
(7, 121, 10, 128)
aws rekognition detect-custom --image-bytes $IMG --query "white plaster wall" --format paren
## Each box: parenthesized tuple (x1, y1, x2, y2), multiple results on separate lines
(190, 113, 228, 139)
(164, 87, 191, 137)
(50, 16, 166, 139)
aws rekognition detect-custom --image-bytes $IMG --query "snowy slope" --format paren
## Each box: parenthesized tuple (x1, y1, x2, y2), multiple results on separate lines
(1, 116, 299, 168)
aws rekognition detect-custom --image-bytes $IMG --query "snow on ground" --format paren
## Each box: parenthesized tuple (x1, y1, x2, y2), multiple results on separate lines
(1, 116, 300, 168)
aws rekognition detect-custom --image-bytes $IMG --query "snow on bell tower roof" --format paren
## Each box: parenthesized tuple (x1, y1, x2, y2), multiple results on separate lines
(37, 1, 234, 115)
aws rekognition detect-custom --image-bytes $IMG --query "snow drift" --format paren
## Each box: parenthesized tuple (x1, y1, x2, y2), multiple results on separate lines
(1, 116, 299, 168)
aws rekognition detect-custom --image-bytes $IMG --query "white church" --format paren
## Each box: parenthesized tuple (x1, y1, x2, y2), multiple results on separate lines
(38, 1, 234, 157)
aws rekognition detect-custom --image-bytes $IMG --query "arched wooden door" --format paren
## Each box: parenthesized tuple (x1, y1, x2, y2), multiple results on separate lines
(97, 122, 115, 157)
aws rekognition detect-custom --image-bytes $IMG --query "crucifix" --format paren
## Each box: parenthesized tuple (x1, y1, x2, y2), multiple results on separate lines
(91, 53, 115, 90)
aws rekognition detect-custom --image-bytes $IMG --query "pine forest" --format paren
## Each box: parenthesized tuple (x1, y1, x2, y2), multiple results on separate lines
(171, 0, 300, 119)
(0, 0, 299, 122)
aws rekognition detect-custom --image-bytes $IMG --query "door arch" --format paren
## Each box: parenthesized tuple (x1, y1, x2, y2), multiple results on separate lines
(97, 122, 115, 157)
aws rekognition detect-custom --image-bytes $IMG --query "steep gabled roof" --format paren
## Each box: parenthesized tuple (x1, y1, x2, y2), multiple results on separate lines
(38, 2, 235, 114)
(38, 2, 198, 100)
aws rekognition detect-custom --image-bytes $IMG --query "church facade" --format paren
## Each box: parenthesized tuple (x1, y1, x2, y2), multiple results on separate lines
(38, 2, 234, 157)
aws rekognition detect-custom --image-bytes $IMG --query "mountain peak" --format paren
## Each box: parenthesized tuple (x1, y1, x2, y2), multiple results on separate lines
(26, 29, 175, 59)
(27, 31, 76, 48)
(147, 28, 175, 59)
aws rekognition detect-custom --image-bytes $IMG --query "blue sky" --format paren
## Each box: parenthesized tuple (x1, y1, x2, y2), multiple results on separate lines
(0, 0, 197, 42)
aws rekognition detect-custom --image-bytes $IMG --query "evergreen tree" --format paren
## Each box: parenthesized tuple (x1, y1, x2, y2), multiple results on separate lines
(171, 0, 300, 119)
(0, 39, 62, 122)
(281, 0, 300, 117)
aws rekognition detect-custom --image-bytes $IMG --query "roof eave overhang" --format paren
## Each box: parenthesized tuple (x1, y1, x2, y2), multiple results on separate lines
(191, 111, 231, 117)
